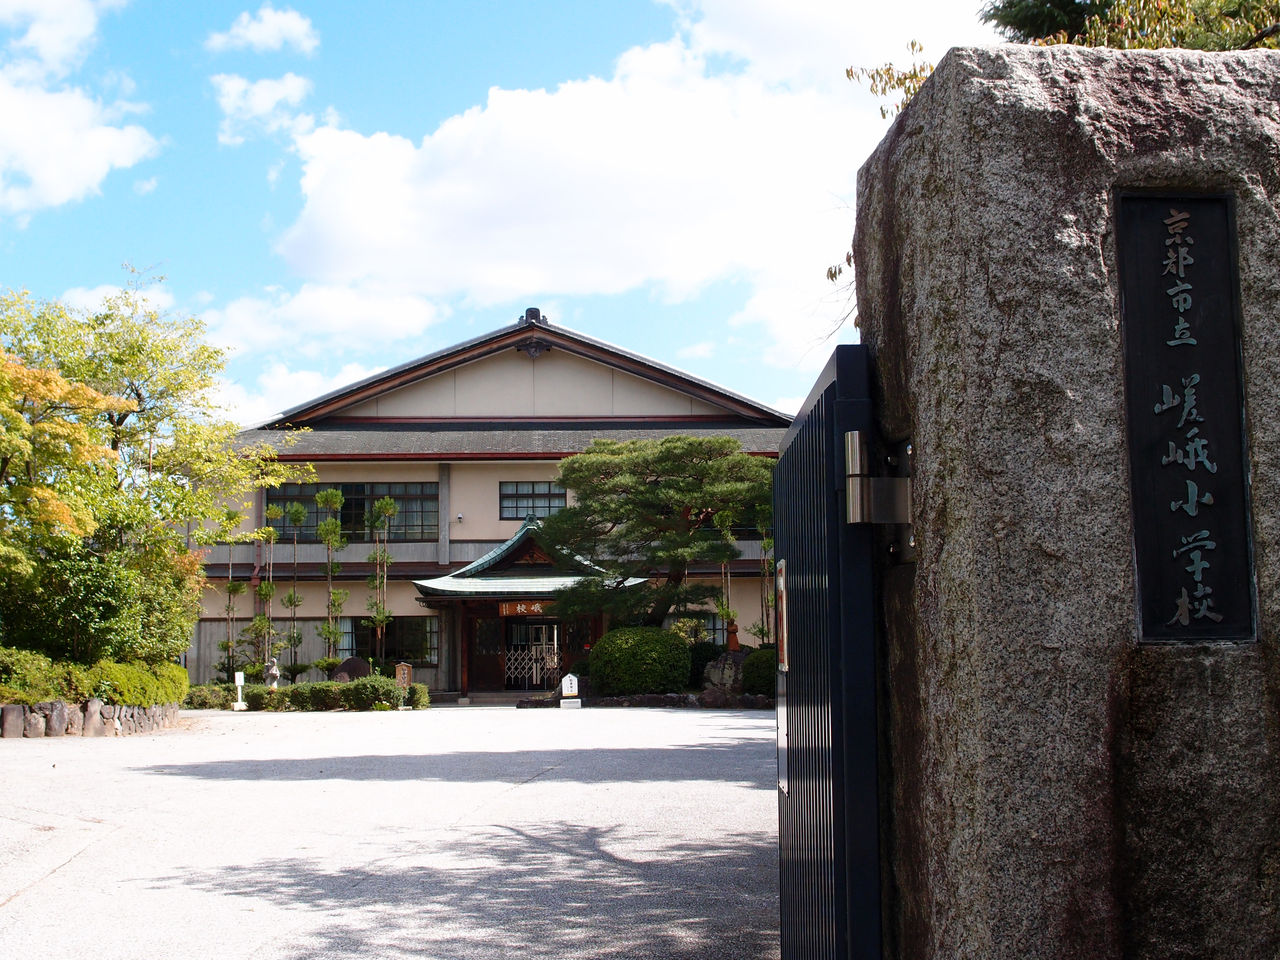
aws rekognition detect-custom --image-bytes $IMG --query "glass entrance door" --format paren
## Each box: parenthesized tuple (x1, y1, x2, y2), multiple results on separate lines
(505, 620, 560, 691)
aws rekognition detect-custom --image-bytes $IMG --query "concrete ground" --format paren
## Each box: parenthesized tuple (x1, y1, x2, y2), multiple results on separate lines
(0, 707, 780, 960)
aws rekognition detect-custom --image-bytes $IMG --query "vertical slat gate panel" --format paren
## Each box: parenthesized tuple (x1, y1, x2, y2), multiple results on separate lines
(776, 345, 882, 960)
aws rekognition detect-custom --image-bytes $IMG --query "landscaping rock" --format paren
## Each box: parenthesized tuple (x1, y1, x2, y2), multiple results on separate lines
(23, 712, 45, 738)
(66, 705, 83, 736)
(335, 657, 372, 680)
(698, 687, 729, 708)
(704, 649, 749, 695)
(1, 704, 24, 738)
(46, 701, 67, 737)
(83, 699, 105, 737)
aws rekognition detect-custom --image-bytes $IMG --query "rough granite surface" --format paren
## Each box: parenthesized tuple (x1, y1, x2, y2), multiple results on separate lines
(854, 45, 1280, 960)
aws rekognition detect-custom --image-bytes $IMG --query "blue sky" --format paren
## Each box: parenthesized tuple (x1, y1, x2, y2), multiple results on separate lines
(0, 1, 1000, 424)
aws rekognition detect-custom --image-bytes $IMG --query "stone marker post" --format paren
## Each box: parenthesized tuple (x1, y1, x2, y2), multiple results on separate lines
(854, 46, 1280, 960)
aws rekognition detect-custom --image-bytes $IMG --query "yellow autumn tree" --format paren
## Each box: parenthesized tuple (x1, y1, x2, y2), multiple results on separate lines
(0, 351, 133, 570)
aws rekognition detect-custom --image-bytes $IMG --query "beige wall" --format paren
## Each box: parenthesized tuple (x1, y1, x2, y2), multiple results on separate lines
(345, 350, 726, 418)
(449, 461, 560, 541)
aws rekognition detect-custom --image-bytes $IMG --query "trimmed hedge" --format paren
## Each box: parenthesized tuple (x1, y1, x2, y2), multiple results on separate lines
(184, 677, 425, 711)
(0, 646, 188, 706)
(590, 626, 690, 697)
(405, 682, 430, 709)
(741, 647, 777, 696)
(184, 684, 234, 709)
(342, 675, 405, 710)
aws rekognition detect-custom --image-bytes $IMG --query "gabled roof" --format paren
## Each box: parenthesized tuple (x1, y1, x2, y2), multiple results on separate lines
(259, 309, 791, 429)
(412, 517, 645, 598)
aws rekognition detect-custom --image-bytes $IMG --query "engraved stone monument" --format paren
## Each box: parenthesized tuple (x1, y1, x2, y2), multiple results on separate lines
(854, 45, 1280, 960)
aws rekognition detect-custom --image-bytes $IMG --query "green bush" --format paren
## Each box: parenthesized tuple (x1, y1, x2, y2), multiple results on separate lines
(0, 647, 58, 702)
(589, 627, 690, 696)
(688, 641, 721, 689)
(405, 682, 430, 709)
(185, 684, 234, 709)
(0, 648, 188, 707)
(286, 683, 313, 710)
(0, 683, 33, 705)
(306, 681, 346, 710)
(342, 675, 405, 711)
(242, 684, 270, 710)
(742, 647, 777, 696)
(86, 660, 189, 707)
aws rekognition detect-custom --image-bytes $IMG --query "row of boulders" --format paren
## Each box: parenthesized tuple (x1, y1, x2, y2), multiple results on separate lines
(0, 700, 181, 738)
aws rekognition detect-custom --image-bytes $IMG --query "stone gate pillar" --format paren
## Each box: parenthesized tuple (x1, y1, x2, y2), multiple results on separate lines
(855, 46, 1280, 960)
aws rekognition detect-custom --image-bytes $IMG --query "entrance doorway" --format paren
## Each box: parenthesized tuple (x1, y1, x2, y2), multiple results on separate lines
(505, 619, 561, 691)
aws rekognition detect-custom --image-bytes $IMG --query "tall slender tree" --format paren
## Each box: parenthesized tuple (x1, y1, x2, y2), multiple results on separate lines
(315, 488, 349, 661)
(363, 495, 398, 663)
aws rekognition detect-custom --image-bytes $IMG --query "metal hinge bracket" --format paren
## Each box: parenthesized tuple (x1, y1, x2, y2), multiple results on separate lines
(845, 431, 915, 562)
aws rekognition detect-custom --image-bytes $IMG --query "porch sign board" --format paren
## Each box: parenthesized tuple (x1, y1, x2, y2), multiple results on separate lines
(1116, 192, 1256, 643)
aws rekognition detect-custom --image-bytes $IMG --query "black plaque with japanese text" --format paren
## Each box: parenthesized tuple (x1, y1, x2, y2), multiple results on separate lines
(1116, 192, 1256, 643)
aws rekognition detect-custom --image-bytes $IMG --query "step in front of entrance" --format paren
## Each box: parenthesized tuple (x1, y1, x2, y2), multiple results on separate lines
(464, 691, 537, 705)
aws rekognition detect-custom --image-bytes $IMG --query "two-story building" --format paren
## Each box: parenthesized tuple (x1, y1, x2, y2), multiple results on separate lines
(187, 308, 790, 695)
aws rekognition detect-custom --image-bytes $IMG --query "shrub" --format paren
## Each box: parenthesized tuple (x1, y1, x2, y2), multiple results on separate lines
(241, 661, 265, 682)
(306, 681, 345, 710)
(0, 647, 58, 702)
(688, 641, 721, 689)
(405, 682, 430, 709)
(287, 683, 313, 710)
(342, 675, 405, 711)
(242, 684, 270, 710)
(589, 627, 690, 696)
(185, 684, 234, 709)
(85, 660, 189, 706)
(742, 647, 777, 697)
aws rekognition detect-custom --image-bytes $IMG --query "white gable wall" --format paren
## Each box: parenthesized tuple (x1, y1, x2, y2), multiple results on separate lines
(343, 350, 726, 418)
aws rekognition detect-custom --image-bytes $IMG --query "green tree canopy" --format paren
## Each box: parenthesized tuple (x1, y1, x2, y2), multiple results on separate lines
(981, 0, 1114, 41)
(537, 436, 773, 628)
(0, 284, 311, 663)
(982, 0, 1280, 48)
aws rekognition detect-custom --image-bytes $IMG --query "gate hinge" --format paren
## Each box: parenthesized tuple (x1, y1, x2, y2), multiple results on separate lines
(845, 431, 915, 562)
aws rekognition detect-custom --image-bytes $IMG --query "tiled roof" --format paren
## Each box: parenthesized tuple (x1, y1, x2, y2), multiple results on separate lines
(238, 425, 788, 458)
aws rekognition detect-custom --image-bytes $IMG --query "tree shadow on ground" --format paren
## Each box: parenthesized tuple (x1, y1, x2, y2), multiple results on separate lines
(160, 820, 780, 960)
(135, 738, 776, 786)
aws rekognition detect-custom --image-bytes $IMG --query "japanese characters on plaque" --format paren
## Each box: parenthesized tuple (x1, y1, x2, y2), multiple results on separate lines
(497, 600, 552, 617)
(1117, 193, 1255, 643)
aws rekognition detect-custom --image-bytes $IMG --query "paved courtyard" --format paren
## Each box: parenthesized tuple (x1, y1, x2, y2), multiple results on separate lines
(0, 706, 779, 960)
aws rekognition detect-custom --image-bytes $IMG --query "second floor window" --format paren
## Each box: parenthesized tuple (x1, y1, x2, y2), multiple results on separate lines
(499, 480, 566, 520)
(267, 482, 440, 543)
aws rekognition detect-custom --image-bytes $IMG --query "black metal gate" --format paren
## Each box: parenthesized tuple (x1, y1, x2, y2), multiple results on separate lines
(775, 344, 884, 960)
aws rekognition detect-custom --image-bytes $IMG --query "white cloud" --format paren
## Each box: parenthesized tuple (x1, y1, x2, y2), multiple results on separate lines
(216, 360, 380, 428)
(0, 1, 156, 219)
(201, 282, 445, 359)
(132, 175, 155, 194)
(265, 1, 1000, 373)
(0, 74, 157, 214)
(0, 0, 117, 77)
(677, 341, 714, 360)
(211, 72, 312, 145)
(769, 395, 806, 416)
(206, 3, 319, 56)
